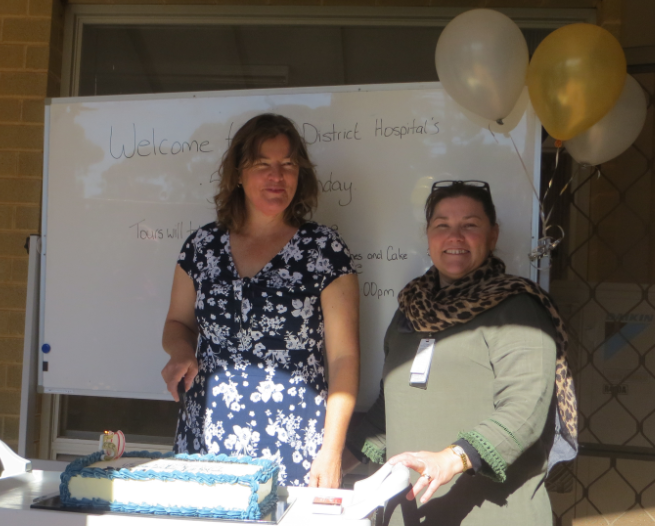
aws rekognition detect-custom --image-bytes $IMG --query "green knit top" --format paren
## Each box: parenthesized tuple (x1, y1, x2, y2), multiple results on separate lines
(347, 293, 558, 526)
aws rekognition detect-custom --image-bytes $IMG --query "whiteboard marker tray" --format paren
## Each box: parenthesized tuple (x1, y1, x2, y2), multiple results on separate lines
(30, 494, 295, 524)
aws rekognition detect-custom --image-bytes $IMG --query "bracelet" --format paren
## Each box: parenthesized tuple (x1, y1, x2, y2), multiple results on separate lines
(448, 444, 469, 472)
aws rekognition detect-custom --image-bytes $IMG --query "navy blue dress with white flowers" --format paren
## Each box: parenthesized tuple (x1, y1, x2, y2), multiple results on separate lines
(173, 221, 356, 486)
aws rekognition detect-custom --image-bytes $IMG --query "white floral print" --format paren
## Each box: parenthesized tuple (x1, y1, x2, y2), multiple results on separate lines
(173, 222, 355, 486)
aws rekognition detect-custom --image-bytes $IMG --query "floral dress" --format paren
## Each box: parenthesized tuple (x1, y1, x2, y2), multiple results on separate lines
(173, 221, 356, 486)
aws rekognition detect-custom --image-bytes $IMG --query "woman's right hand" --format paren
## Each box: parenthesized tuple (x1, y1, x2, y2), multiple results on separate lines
(161, 346, 198, 402)
(388, 448, 467, 503)
(162, 265, 200, 402)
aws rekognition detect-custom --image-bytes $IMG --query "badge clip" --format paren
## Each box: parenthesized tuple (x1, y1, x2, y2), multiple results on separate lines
(409, 339, 434, 389)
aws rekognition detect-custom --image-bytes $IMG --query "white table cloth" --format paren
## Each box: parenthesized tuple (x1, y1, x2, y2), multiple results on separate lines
(0, 463, 371, 526)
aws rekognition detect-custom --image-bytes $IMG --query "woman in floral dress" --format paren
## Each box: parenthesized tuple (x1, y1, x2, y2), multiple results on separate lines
(161, 114, 360, 487)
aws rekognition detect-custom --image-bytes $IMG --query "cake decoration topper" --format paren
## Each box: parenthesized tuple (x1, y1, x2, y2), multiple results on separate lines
(100, 430, 125, 461)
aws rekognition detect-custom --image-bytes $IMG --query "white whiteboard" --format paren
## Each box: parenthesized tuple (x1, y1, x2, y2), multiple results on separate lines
(40, 83, 541, 408)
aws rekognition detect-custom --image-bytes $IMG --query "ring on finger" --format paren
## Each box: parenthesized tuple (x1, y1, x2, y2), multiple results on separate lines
(420, 471, 433, 483)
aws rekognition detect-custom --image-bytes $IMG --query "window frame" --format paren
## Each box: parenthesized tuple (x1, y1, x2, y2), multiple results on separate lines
(49, 3, 596, 460)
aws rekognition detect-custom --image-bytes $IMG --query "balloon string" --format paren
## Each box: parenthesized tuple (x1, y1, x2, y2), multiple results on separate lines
(540, 143, 560, 217)
(560, 164, 582, 196)
(508, 132, 540, 204)
(487, 124, 499, 144)
(542, 144, 564, 240)
(509, 133, 565, 266)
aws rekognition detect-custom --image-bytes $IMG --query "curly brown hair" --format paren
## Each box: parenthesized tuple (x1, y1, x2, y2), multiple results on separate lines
(214, 114, 319, 232)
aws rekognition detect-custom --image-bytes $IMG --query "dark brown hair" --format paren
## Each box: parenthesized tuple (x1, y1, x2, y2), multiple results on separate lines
(214, 114, 319, 231)
(425, 182, 497, 226)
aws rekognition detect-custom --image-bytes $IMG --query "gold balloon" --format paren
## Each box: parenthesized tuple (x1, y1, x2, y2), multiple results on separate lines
(527, 23, 626, 141)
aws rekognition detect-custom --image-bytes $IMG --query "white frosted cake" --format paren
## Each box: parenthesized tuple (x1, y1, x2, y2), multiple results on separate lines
(59, 451, 279, 519)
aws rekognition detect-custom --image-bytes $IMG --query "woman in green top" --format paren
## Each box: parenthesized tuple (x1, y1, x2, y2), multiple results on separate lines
(345, 180, 578, 526)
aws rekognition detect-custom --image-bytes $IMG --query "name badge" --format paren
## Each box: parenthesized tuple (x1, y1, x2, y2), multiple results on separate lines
(409, 339, 435, 389)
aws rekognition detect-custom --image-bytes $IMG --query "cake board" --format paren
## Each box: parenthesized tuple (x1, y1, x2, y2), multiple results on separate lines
(30, 491, 295, 524)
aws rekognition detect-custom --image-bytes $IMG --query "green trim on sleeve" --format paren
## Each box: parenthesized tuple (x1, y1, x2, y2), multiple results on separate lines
(361, 440, 386, 465)
(458, 431, 507, 482)
(489, 419, 524, 452)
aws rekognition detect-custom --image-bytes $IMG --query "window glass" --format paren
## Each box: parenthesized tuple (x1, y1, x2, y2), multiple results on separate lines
(79, 25, 447, 95)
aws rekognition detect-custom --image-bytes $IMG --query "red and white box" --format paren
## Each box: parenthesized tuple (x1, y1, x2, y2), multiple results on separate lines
(312, 496, 343, 515)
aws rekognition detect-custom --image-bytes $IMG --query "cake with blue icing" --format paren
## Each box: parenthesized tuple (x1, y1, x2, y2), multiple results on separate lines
(59, 451, 279, 520)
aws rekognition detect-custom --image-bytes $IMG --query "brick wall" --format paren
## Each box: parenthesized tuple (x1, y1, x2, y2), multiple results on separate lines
(0, 0, 63, 452)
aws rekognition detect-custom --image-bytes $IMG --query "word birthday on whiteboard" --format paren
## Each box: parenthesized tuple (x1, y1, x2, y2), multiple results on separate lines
(318, 172, 353, 206)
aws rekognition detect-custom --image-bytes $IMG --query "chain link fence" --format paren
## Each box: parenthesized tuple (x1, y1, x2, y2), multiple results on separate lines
(548, 69, 655, 525)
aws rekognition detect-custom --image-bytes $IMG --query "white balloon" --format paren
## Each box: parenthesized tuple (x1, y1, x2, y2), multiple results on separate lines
(565, 75, 647, 166)
(435, 9, 529, 123)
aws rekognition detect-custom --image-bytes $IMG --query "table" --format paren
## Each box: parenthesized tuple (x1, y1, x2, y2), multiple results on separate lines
(0, 462, 371, 526)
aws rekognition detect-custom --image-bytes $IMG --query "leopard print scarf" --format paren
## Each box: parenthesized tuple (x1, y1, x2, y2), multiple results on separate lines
(398, 255, 578, 448)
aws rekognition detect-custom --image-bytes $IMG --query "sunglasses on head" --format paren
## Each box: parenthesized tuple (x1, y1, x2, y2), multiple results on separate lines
(431, 180, 491, 193)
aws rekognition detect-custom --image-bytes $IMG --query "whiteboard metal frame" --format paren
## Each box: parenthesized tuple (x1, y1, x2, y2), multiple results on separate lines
(38, 107, 51, 391)
(18, 236, 40, 458)
(50, 80, 514, 105)
(52, 436, 172, 458)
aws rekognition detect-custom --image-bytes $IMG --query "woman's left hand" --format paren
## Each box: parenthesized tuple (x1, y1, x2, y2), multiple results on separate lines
(309, 448, 342, 488)
(310, 272, 360, 489)
(388, 449, 464, 504)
